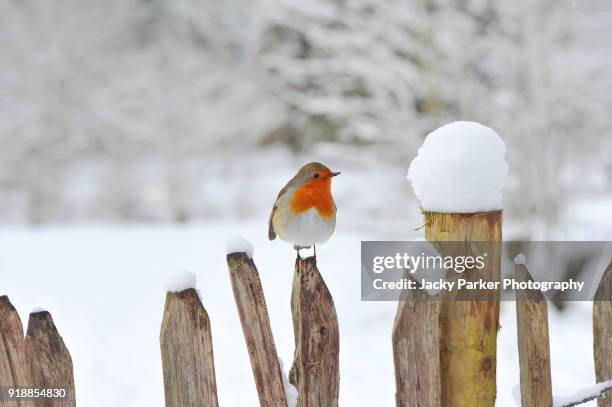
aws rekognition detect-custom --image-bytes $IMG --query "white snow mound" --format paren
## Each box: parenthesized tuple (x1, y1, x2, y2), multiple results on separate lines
(31, 306, 46, 313)
(407, 121, 508, 212)
(226, 236, 254, 257)
(164, 270, 197, 293)
(514, 253, 527, 265)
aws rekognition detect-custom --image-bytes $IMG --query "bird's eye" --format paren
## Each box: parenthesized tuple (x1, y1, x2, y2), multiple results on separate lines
(313, 173, 320, 179)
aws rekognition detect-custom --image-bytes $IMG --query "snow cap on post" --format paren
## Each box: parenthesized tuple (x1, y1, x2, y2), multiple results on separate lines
(165, 270, 197, 293)
(514, 253, 527, 265)
(226, 236, 254, 258)
(407, 121, 508, 213)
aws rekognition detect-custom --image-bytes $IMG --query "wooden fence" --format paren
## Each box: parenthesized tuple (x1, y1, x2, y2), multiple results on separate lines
(158, 252, 340, 407)
(1, 221, 611, 407)
(390, 212, 612, 407)
(0, 296, 75, 407)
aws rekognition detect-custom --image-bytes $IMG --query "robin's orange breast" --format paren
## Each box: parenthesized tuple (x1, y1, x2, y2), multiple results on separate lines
(289, 179, 335, 219)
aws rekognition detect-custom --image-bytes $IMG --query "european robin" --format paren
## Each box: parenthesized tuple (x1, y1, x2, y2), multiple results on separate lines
(268, 162, 340, 255)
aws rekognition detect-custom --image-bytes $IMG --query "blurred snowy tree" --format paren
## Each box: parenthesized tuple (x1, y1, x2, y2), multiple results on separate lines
(483, 0, 605, 232)
(0, 0, 282, 222)
(255, 0, 505, 150)
(256, 0, 608, 232)
(0, 0, 610, 227)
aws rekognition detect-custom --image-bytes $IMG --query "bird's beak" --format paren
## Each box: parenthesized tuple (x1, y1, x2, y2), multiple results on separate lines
(331, 171, 341, 177)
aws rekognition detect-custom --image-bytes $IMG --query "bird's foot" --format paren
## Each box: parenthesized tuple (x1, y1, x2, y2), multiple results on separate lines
(294, 244, 314, 259)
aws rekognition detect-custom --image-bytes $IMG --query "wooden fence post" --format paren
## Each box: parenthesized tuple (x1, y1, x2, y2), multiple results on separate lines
(594, 261, 612, 407)
(515, 263, 553, 407)
(392, 275, 441, 407)
(160, 289, 219, 407)
(0, 296, 34, 407)
(226, 252, 288, 407)
(423, 211, 502, 407)
(290, 255, 339, 407)
(25, 310, 76, 407)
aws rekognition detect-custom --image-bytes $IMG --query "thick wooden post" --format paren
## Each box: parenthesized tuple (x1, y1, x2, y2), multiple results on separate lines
(594, 261, 612, 407)
(392, 275, 441, 407)
(515, 263, 553, 407)
(160, 289, 219, 407)
(424, 211, 501, 407)
(25, 311, 75, 407)
(290, 256, 339, 407)
(0, 296, 34, 407)
(226, 252, 288, 407)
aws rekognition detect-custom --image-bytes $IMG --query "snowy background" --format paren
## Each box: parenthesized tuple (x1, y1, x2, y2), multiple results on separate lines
(1, 0, 612, 406)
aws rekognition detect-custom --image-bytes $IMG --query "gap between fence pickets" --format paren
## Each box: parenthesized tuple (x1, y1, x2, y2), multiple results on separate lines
(553, 379, 612, 407)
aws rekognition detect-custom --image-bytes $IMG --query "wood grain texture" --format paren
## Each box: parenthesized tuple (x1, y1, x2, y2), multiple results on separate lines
(160, 289, 219, 407)
(290, 256, 339, 407)
(392, 275, 441, 407)
(25, 311, 75, 407)
(226, 252, 288, 407)
(0, 296, 34, 407)
(594, 261, 612, 407)
(515, 264, 553, 407)
(423, 210, 501, 407)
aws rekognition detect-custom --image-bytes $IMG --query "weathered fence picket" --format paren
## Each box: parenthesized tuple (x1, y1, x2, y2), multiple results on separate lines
(226, 252, 288, 407)
(594, 261, 612, 407)
(160, 289, 219, 407)
(1, 297, 74, 407)
(290, 255, 339, 407)
(25, 311, 76, 407)
(423, 211, 502, 407)
(392, 274, 441, 407)
(515, 263, 553, 407)
(0, 296, 34, 407)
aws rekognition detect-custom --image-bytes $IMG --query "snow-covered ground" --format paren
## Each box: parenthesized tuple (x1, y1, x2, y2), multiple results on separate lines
(0, 219, 606, 406)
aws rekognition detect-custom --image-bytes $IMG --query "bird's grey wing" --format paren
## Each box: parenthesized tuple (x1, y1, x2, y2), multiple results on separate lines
(268, 180, 294, 241)
(268, 204, 278, 240)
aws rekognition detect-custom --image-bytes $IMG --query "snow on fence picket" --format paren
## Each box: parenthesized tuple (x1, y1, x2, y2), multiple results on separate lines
(0, 296, 75, 407)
